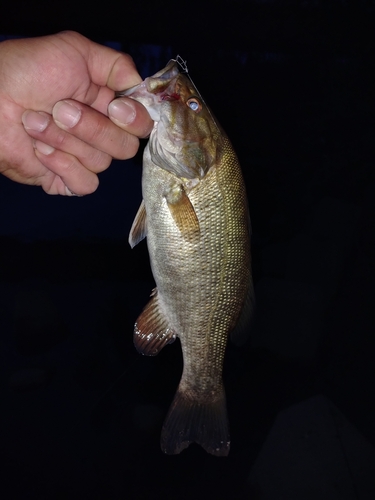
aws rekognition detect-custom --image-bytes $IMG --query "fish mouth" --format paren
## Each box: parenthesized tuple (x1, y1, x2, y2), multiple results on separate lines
(117, 82, 161, 121)
(115, 60, 181, 122)
(116, 60, 180, 97)
(144, 59, 180, 92)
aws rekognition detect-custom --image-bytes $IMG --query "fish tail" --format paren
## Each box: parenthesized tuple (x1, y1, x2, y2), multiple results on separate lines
(160, 386, 230, 456)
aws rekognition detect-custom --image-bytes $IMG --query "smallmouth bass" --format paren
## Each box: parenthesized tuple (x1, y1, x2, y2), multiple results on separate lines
(117, 58, 254, 456)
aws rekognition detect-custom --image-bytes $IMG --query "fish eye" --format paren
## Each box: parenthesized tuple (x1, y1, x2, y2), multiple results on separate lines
(187, 98, 202, 112)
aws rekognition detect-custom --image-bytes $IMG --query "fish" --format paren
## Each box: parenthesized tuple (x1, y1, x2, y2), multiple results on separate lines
(117, 58, 254, 456)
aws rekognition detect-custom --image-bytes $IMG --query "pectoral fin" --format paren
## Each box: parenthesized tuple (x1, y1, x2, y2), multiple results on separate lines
(134, 289, 176, 356)
(165, 184, 200, 239)
(129, 200, 147, 249)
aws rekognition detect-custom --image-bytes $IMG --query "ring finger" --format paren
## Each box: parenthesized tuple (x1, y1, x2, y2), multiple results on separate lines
(33, 139, 99, 196)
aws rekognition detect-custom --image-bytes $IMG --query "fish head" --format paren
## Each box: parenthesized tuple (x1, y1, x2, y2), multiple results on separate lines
(117, 60, 222, 180)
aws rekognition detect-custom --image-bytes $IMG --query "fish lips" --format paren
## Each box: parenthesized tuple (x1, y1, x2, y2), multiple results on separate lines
(117, 83, 161, 122)
(115, 60, 181, 122)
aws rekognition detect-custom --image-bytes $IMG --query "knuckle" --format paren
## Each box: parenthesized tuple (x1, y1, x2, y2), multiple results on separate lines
(60, 155, 78, 175)
(54, 129, 69, 148)
(87, 119, 108, 145)
(36, 148, 99, 195)
(88, 120, 140, 160)
(87, 150, 112, 173)
(81, 175, 99, 195)
(91, 176, 100, 192)
(117, 134, 139, 160)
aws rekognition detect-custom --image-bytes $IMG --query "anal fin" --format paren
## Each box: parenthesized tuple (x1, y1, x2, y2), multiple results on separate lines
(134, 289, 176, 356)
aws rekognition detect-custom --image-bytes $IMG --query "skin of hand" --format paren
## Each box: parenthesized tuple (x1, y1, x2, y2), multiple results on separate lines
(0, 31, 153, 195)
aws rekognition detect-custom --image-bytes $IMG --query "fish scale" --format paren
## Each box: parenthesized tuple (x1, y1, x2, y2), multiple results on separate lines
(119, 59, 254, 456)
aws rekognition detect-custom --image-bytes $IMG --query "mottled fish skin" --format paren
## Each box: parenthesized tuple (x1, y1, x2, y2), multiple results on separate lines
(119, 60, 254, 456)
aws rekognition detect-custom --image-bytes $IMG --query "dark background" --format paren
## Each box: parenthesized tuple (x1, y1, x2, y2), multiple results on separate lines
(1, 1, 375, 499)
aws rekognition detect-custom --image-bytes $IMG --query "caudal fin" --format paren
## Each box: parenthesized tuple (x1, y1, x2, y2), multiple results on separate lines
(160, 387, 230, 457)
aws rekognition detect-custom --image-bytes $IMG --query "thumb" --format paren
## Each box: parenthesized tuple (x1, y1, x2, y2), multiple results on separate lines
(57, 31, 142, 91)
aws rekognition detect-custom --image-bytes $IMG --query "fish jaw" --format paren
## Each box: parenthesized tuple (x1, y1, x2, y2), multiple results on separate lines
(118, 82, 161, 121)
(116, 61, 219, 180)
(116, 59, 180, 122)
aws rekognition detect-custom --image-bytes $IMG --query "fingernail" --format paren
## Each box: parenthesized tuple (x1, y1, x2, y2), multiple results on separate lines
(53, 100, 82, 129)
(34, 140, 55, 155)
(65, 186, 81, 197)
(108, 99, 136, 125)
(22, 111, 50, 132)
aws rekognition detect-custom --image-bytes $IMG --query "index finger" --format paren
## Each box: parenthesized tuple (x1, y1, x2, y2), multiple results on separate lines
(52, 98, 152, 158)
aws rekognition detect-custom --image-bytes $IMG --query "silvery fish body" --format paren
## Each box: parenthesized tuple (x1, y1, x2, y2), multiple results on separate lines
(119, 59, 253, 456)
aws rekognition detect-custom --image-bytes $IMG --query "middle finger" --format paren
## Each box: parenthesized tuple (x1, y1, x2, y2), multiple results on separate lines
(52, 98, 151, 159)
(22, 110, 112, 174)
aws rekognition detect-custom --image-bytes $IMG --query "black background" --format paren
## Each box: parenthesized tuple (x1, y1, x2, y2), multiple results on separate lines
(1, 1, 375, 499)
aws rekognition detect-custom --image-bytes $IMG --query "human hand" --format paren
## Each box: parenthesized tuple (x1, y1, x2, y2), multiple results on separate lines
(0, 31, 153, 195)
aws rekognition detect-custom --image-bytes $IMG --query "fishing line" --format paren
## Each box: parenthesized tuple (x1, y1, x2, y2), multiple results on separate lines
(175, 55, 188, 73)
(174, 54, 221, 132)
